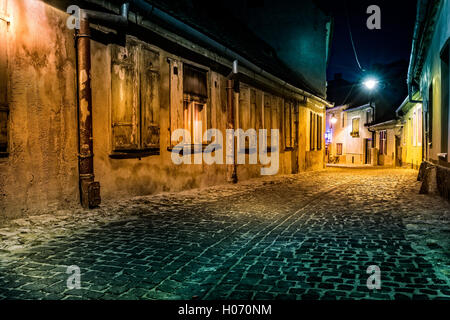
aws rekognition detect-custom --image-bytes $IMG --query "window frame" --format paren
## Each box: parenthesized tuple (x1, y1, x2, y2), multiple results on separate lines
(351, 117, 360, 137)
(109, 40, 161, 159)
(316, 114, 322, 150)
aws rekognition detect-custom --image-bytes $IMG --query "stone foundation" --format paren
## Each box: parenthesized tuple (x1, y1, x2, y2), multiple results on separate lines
(419, 160, 450, 200)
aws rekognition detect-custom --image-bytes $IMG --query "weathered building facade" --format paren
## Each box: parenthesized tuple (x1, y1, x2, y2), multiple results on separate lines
(407, 0, 450, 197)
(325, 103, 374, 165)
(394, 96, 423, 169)
(0, 0, 332, 218)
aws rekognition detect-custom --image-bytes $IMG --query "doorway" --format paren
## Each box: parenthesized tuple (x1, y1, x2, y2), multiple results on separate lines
(364, 138, 371, 164)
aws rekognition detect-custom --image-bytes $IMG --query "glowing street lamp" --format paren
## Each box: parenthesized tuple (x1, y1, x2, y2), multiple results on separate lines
(330, 115, 337, 125)
(363, 78, 378, 90)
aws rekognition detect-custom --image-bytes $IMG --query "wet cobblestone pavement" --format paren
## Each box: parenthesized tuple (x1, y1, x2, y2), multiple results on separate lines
(0, 168, 449, 300)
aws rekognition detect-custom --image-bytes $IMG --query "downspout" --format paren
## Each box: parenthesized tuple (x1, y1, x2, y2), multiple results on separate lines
(76, 3, 129, 208)
(226, 60, 239, 183)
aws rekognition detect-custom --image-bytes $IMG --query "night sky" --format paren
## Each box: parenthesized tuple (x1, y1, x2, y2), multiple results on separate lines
(326, 0, 417, 82)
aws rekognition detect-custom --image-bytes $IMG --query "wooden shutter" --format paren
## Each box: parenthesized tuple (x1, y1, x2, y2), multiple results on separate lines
(239, 85, 250, 130)
(317, 115, 322, 150)
(111, 41, 139, 151)
(285, 102, 292, 148)
(140, 46, 160, 149)
(183, 64, 207, 98)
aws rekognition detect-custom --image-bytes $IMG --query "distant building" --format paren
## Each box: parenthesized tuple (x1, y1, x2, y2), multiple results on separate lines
(325, 61, 408, 167)
(326, 103, 374, 165)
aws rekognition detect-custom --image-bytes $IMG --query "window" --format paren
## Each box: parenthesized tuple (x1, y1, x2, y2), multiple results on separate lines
(183, 64, 208, 145)
(309, 111, 322, 151)
(336, 143, 343, 155)
(351, 118, 360, 137)
(379, 130, 387, 155)
(264, 94, 272, 147)
(169, 60, 210, 148)
(284, 101, 293, 149)
(110, 40, 160, 156)
(413, 111, 417, 146)
(310, 111, 315, 150)
(0, 6, 8, 157)
(366, 109, 372, 124)
(238, 85, 257, 151)
(417, 106, 422, 146)
(316, 114, 322, 150)
(341, 112, 345, 128)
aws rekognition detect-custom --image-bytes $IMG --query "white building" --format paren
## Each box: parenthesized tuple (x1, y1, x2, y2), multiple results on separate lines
(325, 104, 374, 165)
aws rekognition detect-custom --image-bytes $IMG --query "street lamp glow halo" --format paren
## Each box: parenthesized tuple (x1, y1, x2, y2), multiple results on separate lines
(330, 116, 337, 124)
(363, 78, 378, 90)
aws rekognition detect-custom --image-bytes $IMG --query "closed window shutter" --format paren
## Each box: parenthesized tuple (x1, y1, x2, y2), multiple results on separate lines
(111, 42, 139, 151)
(264, 94, 271, 147)
(140, 47, 160, 149)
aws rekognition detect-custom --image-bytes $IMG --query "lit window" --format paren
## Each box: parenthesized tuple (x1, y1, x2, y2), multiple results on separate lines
(351, 118, 360, 137)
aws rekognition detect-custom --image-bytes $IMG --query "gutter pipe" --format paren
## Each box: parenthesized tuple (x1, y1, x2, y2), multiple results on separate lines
(76, 3, 129, 208)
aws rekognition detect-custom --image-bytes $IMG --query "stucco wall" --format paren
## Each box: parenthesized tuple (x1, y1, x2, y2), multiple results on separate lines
(326, 106, 372, 165)
(0, 0, 79, 219)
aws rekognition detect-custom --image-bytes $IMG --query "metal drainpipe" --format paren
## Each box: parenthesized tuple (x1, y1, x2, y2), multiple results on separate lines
(76, 3, 129, 208)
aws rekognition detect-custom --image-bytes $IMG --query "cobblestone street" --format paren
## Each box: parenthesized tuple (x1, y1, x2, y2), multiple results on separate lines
(0, 168, 449, 300)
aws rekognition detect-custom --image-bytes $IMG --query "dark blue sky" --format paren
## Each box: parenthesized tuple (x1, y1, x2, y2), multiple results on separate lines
(326, 0, 417, 82)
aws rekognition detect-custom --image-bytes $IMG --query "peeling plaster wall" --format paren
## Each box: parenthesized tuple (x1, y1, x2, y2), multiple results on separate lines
(0, 0, 79, 219)
(1, 0, 326, 217)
